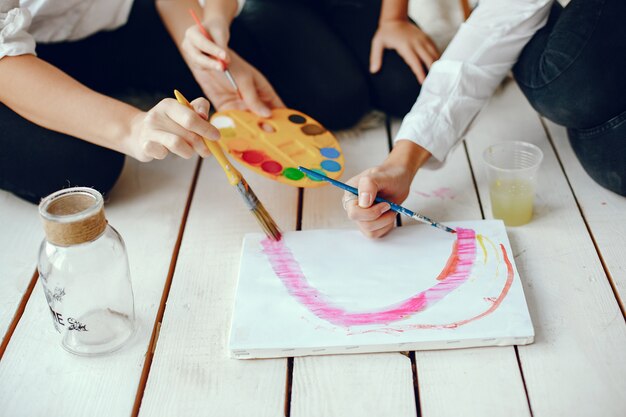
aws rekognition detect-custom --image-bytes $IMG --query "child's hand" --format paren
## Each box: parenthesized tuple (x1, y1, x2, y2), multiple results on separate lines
(192, 49, 285, 117)
(343, 141, 430, 238)
(183, 17, 231, 72)
(370, 20, 440, 84)
(343, 164, 414, 239)
(126, 97, 220, 162)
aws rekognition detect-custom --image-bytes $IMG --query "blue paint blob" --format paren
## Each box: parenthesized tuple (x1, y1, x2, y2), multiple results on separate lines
(306, 169, 326, 181)
(321, 160, 342, 172)
(320, 147, 340, 159)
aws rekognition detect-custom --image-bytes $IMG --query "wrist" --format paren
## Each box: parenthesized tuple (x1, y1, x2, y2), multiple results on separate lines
(379, 0, 409, 23)
(384, 140, 431, 177)
(116, 108, 144, 157)
(203, 3, 237, 27)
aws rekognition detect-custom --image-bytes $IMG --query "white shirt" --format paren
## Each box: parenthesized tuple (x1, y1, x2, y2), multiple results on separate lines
(395, 0, 553, 164)
(0, 0, 246, 60)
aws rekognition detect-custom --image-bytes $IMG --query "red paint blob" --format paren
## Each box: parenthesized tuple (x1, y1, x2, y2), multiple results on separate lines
(261, 160, 283, 175)
(242, 150, 265, 165)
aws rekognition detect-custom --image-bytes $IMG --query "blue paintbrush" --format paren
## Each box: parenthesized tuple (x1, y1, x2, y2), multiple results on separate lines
(298, 166, 456, 234)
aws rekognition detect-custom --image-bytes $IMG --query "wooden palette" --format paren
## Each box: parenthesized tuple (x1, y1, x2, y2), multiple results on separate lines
(210, 109, 344, 187)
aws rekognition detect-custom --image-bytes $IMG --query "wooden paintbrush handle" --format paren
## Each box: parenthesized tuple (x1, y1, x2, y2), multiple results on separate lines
(174, 90, 242, 186)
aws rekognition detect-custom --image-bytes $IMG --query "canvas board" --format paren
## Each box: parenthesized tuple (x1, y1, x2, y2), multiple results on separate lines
(229, 220, 534, 359)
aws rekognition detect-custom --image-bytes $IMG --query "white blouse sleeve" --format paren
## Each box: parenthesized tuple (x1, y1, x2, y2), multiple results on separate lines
(395, 0, 553, 164)
(0, 0, 36, 60)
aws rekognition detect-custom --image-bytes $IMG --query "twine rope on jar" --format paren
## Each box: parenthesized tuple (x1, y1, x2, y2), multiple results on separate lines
(40, 188, 107, 246)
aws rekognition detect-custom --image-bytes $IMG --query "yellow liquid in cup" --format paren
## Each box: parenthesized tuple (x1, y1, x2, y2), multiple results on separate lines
(490, 179, 534, 226)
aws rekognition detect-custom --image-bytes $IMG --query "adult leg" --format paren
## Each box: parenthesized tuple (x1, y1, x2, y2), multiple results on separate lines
(514, 0, 626, 195)
(0, 104, 125, 204)
(229, 0, 370, 130)
(320, 0, 422, 117)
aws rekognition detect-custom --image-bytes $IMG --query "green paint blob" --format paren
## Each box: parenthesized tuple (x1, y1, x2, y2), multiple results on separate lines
(283, 167, 305, 181)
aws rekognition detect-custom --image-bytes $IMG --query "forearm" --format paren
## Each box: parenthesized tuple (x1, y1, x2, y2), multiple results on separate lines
(0, 55, 139, 155)
(384, 140, 431, 177)
(203, 0, 239, 24)
(380, 0, 408, 22)
(157, 0, 202, 50)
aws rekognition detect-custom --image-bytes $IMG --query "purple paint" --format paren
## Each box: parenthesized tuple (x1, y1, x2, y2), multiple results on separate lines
(261, 228, 477, 327)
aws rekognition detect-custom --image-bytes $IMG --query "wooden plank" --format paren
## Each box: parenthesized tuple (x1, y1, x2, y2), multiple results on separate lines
(391, 114, 531, 417)
(0, 157, 196, 417)
(463, 80, 626, 416)
(542, 119, 626, 312)
(0, 192, 41, 346)
(291, 122, 416, 417)
(138, 157, 298, 416)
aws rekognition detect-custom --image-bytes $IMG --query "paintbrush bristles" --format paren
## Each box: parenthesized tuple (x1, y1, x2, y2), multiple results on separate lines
(253, 202, 282, 241)
(234, 179, 282, 241)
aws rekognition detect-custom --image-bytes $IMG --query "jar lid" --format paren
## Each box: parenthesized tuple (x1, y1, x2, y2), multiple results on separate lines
(39, 187, 107, 246)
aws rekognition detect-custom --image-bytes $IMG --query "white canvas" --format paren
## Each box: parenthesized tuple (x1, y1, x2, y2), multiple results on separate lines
(229, 220, 534, 359)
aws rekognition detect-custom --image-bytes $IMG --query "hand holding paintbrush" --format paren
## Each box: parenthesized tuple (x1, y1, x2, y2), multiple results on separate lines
(182, 9, 284, 117)
(175, 90, 282, 241)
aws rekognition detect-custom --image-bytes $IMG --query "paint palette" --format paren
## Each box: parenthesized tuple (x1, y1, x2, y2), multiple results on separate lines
(210, 109, 344, 187)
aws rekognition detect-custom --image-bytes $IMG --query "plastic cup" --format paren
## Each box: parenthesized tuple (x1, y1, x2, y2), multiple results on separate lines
(482, 141, 543, 226)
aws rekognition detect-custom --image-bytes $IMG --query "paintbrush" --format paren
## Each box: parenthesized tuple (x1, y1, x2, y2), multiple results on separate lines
(298, 166, 456, 234)
(175, 90, 282, 241)
(189, 9, 241, 97)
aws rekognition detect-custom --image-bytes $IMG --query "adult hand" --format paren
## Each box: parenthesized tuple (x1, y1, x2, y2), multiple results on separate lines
(370, 20, 440, 84)
(192, 49, 285, 118)
(126, 97, 220, 162)
(182, 16, 231, 72)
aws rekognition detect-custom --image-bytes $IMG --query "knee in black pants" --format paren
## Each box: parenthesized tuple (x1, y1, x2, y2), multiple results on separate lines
(567, 109, 626, 196)
(0, 102, 126, 204)
(290, 74, 371, 131)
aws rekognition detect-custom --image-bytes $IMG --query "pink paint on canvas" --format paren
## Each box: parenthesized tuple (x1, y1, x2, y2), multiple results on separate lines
(261, 228, 477, 327)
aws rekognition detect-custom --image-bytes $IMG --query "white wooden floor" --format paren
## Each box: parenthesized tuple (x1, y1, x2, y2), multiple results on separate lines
(1, 79, 625, 417)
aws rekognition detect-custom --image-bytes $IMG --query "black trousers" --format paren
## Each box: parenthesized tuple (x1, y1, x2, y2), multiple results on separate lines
(0, 0, 420, 203)
(514, 0, 626, 196)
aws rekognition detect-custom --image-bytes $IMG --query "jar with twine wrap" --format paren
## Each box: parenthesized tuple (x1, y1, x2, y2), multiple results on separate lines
(38, 187, 135, 355)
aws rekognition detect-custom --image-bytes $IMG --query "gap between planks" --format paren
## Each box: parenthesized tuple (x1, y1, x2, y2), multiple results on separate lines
(284, 188, 304, 417)
(539, 117, 626, 318)
(0, 270, 38, 361)
(131, 157, 203, 417)
(461, 134, 534, 416)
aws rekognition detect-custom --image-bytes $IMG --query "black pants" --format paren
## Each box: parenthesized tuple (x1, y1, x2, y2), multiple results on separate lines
(0, 0, 420, 203)
(514, 0, 626, 196)
(231, 0, 421, 129)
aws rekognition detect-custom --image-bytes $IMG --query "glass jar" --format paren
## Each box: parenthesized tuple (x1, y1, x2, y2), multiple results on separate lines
(38, 187, 135, 355)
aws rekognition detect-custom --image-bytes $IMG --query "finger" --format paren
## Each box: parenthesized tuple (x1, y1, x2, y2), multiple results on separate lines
(239, 76, 271, 117)
(414, 43, 436, 69)
(190, 97, 211, 120)
(358, 218, 396, 239)
(357, 210, 397, 233)
(155, 130, 195, 159)
(357, 175, 380, 208)
(143, 141, 168, 160)
(398, 45, 426, 84)
(346, 201, 391, 222)
(187, 26, 227, 62)
(423, 37, 441, 60)
(161, 116, 211, 158)
(161, 98, 220, 140)
(189, 48, 223, 72)
(369, 36, 384, 73)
